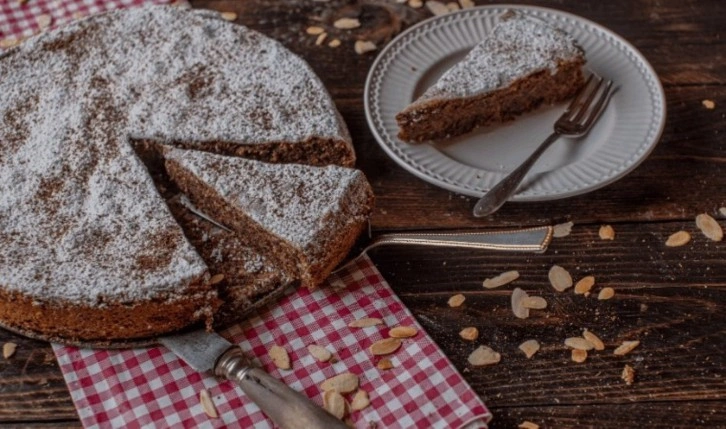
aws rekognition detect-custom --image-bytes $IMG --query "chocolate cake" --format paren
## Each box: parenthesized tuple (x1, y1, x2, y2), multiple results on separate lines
(396, 11, 586, 142)
(0, 6, 364, 342)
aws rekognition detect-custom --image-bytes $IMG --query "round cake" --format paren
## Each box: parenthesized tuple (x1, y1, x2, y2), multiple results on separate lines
(0, 6, 366, 343)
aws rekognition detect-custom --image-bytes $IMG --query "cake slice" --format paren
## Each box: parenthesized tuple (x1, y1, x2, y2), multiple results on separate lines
(396, 11, 586, 142)
(164, 147, 374, 289)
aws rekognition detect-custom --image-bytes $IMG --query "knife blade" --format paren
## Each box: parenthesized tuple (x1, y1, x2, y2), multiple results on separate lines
(159, 330, 347, 429)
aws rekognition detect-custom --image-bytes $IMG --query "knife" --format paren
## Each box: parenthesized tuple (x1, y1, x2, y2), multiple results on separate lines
(159, 330, 348, 429)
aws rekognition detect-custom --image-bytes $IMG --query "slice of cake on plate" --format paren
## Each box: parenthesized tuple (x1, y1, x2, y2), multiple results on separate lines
(396, 10, 586, 142)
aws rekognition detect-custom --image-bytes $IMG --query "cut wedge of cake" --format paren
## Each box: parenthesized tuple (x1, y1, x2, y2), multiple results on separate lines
(164, 147, 374, 290)
(396, 11, 586, 142)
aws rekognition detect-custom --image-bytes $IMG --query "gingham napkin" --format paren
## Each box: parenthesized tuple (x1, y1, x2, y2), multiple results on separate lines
(53, 256, 491, 428)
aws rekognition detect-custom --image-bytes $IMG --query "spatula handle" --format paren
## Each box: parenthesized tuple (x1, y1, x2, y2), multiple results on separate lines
(215, 347, 347, 429)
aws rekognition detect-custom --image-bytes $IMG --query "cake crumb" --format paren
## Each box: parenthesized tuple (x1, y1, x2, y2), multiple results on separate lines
(553, 221, 574, 237)
(599, 224, 615, 240)
(460, 327, 479, 341)
(621, 364, 636, 385)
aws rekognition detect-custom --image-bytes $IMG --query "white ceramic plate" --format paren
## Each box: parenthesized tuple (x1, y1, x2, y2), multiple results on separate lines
(364, 5, 666, 200)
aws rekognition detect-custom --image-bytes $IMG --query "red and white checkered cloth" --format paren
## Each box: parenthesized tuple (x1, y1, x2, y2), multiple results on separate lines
(53, 256, 491, 428)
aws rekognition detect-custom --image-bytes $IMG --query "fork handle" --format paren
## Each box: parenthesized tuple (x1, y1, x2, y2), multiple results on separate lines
(473, 132, 561, 217)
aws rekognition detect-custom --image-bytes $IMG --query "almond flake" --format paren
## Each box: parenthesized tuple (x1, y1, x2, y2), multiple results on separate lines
(308, 344, 333, 362)
(354, 40, 376, 55)
(408, 0, 424, 8)
(315, 32, 328, 46)
(582, 330, 605, 351)
(389, 326, 417, 338)
(71, 12, 86, 20)
(482, 270, 519, 289)
(574, 276, 595, 295)
(0, 38, 21, 49)
(348, 317, 383, 328)
(696, 213, 723, 241)
(3, 342, 17, 359)
(702, 99, 716, 109)
(306, 26, 326, 35)
(426, 1, 449, 16)
(522, 296, 547, 310)
(448, 293, 466, 307)
(459, 0, 475, 8)
(598, 287, 615, 300)
(621, 364, 636, 385)
(328, 39, 341, 48)
(459, 327, 479, 341)
(553, 221, 574, 237)
(571, 349, 588, 363)
(199, 389, 218, 418)
(719, 207, 726, 217)
(377, 358, 394, 370)
(599, 225, 615, 240)
(446, 2, 460, 11)
(323, 390, 346, 419)
(220, 11, 237, 21)
(511, 287, 530, 319)
(518, 339, 540, 358)
(666, 230, 690, 247)
(36, 14, 52, 30)
(369, 338, 401, 356)
(268, 345, 291, 370)
(350, 389, 370, 411)
(468, 345, 501, 366)
(565, 337, 594, 351)
(321, 372, 359, 393)
(519, 422, 540, 429)
(333, 18, 360, 30)
(209, 273, 224, 285)
(613, 340, 640, 356)
(548, 265, 573, 292)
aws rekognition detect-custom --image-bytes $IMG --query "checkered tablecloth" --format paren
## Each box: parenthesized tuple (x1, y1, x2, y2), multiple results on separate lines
(53, 256, 491, 428)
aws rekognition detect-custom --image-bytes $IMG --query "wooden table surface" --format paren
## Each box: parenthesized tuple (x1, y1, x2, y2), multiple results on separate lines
(1, 0, 724, 427)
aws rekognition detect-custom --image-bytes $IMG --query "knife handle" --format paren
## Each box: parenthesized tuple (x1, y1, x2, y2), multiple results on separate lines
(215, 346, 348, 429)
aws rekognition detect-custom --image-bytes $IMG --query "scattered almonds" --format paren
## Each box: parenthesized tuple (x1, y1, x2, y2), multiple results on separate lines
(571, 349, 588, 363)
(548, 265, 573, 292)
(598, 287, 615, 300)
(553, 221, 574, 237)
(321, 372, 359, 393)
(522, 296, 547, 310)
(574, 276, 595, 295)
(482, 270, 519, 289)
(308, 344, 333, 362)
(333, 18, 361, 30)
(268, 345, 291, 370)
(306, 26, 326, 35)
(459, 0, 475, 8)
(389, 326, 417, 338)
(425, 0, 450, 16)
(209, 273, 224, 285)
(200, 389, 219, 418)
(519, 421, 540, 429)
(323, 390, 346, 419)
(511, 287, 530, 319)
(702, 99, 716, 109)
(448, 293, 466, 307)
(220, 11, 237, 22)
(328, 39, 341, 48)
(459, 327, 479, 341)
(348, 317, 383, 328)
(408, 0, 423, 8)
(350, 389, 370, 411)
(377, 358, 394, 370)
(3, 342, 17, 359)
(665, 230, 691, 247)
(467, 345, 501, 366)
(621, 364, 636, 385)
(582, 330, 605, 351)
(518, 339, 540, 358)
(696, 213, 723, 241)
(315, 32, 328, 46)
(36, 14, 52, 30)
(369, 338, 402, 356)
(614, 340, 640, 356)
(354, 40, 377, 55)
(599, 225, 615, 240)
(565, 337, 594, 351)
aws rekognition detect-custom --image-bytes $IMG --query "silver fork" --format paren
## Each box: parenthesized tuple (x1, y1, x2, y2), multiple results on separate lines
(472, 74, 615, 217)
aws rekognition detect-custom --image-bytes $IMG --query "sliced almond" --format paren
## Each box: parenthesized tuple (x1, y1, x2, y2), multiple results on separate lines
(377, 358, 394, 370)
(448, 293, 466, 307)
(598, 287, 615, 300)
(369, 338, 401, 356)
(354, 40, 376, 55)
(571, 349, 588, 363)
(389, 326, 417, 338)
(459, 327, 479, 341)
(459, 0, 475, 8)
(306, 26, 326, 35)
(315, 32, 328, 46)
(199, 389, 219, 418)
(446, 2, 460, 11)
(702, 99, 716, 109)
(582, 330, 605, 351)
(321, 372, 359, 393)
(328, 39, 341, 48)
(599, 225, 615, 240)
(323, 390, 346, 419)
(553, 221, 574, 238)
(333, 18, 361, 30)
(3, 342, 17, 359)
(0, 38, 21, 49)
(574, 276, 595, 295)
(511, 287, 530, 319)
(350, 389, 370, 411)
(666, 230, 691, 247)
(426, 0, 450, 16)
(614, 340, 640, 356)
(220, 11, 237, 21)
(408, 0, 424, 8)
(308, 344, 333, 362)
(565, 337, 594, 351)
(209, 273, 225, 285)
(519, 422, 540, 429)
(468, 345, 501, 366)
(696, 213, 723, 241)
(348, 317, 383, 328)
(482, 270, 519, 289)
(518, 339, 540, 359)
(621, 364, 636, 385)
(522, 296, 547, 310)
(36, 14, 52, 30)
(268, 345, 291, 370)
(548, 265, 573, 292)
